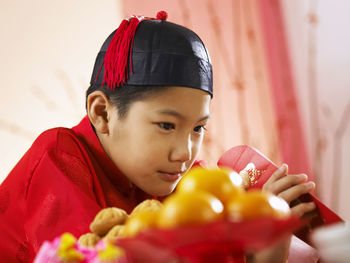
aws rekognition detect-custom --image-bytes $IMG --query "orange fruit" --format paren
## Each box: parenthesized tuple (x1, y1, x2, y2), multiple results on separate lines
(226, 190, 290, 221)
(157, 191, 224, 229)
(177, 167, 244, 204)
(122, 210, 158, 238)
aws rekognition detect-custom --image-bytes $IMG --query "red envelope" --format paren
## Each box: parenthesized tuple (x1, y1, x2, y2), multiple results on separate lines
(217, 145, 343, 244)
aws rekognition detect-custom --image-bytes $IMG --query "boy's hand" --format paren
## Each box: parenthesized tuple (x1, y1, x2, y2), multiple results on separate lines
(262, 164, 316, 218)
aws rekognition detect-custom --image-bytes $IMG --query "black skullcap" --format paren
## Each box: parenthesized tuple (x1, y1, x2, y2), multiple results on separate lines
(90, 12, 213, 97)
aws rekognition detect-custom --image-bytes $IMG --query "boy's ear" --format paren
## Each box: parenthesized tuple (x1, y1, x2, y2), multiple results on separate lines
(87, 91, 113, 134)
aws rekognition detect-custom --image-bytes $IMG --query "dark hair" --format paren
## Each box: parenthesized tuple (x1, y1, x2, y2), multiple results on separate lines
(86, 85, 169, 119)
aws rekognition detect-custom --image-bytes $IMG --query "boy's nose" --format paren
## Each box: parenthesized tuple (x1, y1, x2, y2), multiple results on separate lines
(170, 137, 192, 162)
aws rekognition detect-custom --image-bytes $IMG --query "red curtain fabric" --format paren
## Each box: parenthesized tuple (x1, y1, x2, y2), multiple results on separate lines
(257, 0, 311, 176)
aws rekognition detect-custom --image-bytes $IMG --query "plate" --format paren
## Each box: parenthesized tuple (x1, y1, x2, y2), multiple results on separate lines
(117, 217, 303, 263)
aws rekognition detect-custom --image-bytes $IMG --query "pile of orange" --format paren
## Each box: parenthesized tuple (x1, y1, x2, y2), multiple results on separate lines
(122, 167, 291, 237)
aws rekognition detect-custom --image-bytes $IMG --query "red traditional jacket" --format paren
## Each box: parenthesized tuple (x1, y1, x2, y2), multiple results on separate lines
(0, 116, 152, 262)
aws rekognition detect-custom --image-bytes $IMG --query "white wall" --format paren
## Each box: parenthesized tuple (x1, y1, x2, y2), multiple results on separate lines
(281, 0, 350, 219)
(0, 0, 122, 180)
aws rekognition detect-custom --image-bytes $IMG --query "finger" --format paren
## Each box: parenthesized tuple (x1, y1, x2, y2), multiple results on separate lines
(265, 164, 288, 184)
(290, 202, 316, 218)
(278, 181, 315, 204)
(266, 173, 308, 195)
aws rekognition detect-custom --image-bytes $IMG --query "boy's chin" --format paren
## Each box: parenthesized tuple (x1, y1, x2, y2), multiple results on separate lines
(145, 184, 177, 197)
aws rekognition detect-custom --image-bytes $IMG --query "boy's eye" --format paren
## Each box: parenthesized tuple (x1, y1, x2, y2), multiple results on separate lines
(194, 125, 207, 133)
(158, 122, 175, 131)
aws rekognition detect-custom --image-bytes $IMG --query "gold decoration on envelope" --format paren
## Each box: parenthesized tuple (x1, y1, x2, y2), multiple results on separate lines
(239, 163, 264, 188)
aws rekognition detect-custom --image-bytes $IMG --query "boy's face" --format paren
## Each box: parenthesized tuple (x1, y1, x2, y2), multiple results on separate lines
(101, 86, 211, 196)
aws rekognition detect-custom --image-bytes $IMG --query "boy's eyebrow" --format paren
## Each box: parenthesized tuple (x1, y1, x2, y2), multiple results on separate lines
(156, 109, 210, 122)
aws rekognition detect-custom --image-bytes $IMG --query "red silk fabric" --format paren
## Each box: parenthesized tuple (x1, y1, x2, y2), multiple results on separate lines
(0, 116, 151, 262)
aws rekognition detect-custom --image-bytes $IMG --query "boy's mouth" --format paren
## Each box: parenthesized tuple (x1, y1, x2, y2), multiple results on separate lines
(158, 170, 183, 182)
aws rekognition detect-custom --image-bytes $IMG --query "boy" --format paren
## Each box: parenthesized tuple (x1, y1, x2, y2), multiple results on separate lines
(0, 11, 315, 262)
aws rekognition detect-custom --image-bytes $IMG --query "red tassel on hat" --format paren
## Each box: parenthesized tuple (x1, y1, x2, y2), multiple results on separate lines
(103, 16, 143, 90)
(98, 11, 168, 90)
